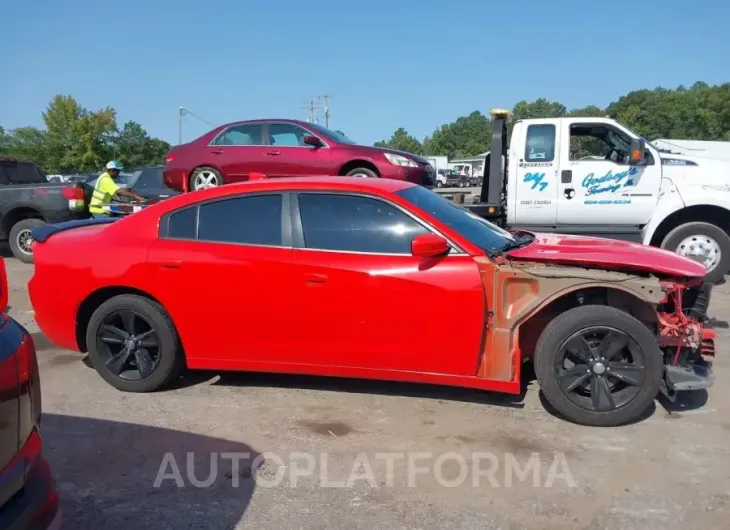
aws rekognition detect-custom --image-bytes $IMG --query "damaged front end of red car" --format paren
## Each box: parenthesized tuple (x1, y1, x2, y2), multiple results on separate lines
(656, 279, 716, 401)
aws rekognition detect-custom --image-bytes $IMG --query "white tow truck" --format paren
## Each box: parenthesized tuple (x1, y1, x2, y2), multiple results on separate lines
(458, 109, 730, 284)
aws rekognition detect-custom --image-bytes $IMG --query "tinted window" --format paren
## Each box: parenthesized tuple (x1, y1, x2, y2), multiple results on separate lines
(0, 161, 47, 184)
(269, 123, 311, 147)
(525, 124, 556, 162)
(167, 207, 197, 239)
(198, 195, 282, 245)
(134, 168, 161, 189)
(298, 194, 429, 254)
(396, 186, 515, 253)
(212, 124, 264, 146)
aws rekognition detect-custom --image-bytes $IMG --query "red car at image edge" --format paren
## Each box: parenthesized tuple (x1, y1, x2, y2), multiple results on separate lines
(163, 119, 435, 191)
(28, 176, 714, 427)
(0, 258, 62, 530)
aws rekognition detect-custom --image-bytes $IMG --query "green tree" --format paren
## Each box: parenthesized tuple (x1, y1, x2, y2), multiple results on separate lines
(423, 111, 491, 159)
(374, 127, 424, 154)
(3, 127, 49, 167)
(115, 121, 152, 168)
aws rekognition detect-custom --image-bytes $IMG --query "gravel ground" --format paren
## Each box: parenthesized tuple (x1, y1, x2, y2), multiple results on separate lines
(5, 250, 729, 530)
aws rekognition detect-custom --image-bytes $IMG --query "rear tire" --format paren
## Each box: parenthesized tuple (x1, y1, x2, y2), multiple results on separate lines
(9, 218, 45, 264)
(661, 222, 730, 284)
(189, 166, 223, 191)
(534, 305, 662, 427)
(345, 167, 379, 178)
(86, 295, 185, 392)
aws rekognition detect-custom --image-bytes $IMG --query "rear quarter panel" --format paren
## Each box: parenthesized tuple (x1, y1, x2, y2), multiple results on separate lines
(29, 215, 159, 351)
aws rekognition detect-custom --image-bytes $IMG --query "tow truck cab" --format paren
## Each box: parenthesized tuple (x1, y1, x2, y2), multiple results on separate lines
(459, 109, 730, 283)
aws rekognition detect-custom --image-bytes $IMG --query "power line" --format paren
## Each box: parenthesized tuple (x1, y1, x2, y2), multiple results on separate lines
(178, 107, 217, 144)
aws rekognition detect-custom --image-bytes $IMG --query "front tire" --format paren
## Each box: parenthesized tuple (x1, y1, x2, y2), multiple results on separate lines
(534, 305, 662, 427)
(345, 167, 379, 178)
(86, 295, 184, 392)
(9, 218, 45, 263)
(661, 222, 730, 284)
(189, 166, 223, 191)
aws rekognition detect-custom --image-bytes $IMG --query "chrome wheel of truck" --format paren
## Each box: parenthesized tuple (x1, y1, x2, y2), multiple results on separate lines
(661, 221, 730, 284)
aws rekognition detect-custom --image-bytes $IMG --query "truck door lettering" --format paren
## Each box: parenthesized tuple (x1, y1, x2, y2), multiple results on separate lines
(582, 168, 638, 196)
(523, 172, 547, 191)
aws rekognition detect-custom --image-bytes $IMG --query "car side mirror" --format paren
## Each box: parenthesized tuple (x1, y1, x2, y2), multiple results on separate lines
(303, 135, 322, 147)
(629, 138, 646, 166)
(411, 234, 450, 258)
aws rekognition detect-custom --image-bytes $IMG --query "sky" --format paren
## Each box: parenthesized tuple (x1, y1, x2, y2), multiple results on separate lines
(1, 0, 729, 146)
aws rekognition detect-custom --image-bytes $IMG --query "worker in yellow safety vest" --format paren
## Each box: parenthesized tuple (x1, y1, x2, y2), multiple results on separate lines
(89, 161, 145, 217)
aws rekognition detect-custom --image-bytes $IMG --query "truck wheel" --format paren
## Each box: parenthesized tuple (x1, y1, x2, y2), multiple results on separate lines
(345, 167, 379, 178)
(189, 166, 223, 191)
(534, 305, 662, 427)
(661, 222, 730, 284)
(9, 218, 45, 264)
(86, 294, 185, 392)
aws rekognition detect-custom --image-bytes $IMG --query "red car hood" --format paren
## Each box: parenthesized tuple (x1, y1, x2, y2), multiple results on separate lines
(505, 232, 707, 278)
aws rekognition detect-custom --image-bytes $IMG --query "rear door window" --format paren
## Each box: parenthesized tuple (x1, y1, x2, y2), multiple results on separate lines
(525, 124, 556, 162)
(198, 194, 283, 246)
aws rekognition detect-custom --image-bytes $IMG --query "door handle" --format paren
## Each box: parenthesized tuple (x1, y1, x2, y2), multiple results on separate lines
(266, 150, 281, 156)
(158, 259, 182, 269)
(561, 170, 572, 183)
(210, 150, 223, 155)
(305, 273, 328, 284)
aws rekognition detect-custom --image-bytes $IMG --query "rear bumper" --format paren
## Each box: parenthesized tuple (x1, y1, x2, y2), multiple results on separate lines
(0, 457, 61, 530)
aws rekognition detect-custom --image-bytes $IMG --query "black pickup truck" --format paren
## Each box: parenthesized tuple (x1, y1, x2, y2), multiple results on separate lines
(0, 158, 86, 263)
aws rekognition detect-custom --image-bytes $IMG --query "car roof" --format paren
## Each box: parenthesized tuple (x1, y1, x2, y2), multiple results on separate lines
(220, 118, 313, 128)
(204, 176, 415, 195)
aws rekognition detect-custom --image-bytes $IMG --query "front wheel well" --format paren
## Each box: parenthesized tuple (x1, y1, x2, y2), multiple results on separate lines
(338, 160, 380, 177)
(75, 286, 163, 352)
(517, 287, 656, 359)
(649, 205, 730, 247)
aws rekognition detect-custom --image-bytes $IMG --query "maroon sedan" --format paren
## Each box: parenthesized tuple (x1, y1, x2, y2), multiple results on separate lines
(164, 119, 435, 191)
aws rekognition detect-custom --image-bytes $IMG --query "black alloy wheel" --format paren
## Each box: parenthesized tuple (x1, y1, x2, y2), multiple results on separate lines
(86, 294, 184, 392)
(555, 327, 645, 413)
(96, 310, 162, 381)
(534, 305, 662, 426)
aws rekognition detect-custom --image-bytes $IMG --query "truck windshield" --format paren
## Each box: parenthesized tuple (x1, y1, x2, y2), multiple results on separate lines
(395, 186, 516, 253)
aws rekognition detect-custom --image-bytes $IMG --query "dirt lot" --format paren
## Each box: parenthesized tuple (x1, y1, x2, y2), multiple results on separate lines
(6, 255, 730, 529)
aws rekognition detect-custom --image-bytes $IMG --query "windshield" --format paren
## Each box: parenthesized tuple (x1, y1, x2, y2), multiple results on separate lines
(307, 123, 356, 144)
(616, 122, 662, 152)
(396, 186, 516, 253)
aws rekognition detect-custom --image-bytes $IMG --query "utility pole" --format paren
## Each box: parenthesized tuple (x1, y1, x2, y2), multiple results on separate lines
(317, 95, 333, 128)
(303, 99, 320, 123)
(178, 107, 185, 144)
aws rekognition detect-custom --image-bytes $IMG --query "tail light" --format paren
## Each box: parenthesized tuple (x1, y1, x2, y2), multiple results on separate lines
(62, 185, 85, 211)
(165, 154, 175, 163)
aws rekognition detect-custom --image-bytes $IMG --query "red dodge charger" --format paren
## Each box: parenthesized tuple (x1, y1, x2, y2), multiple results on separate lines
(28, 177, 713, 426)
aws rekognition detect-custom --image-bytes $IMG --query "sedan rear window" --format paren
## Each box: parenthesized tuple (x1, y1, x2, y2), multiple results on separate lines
(198, 194, 282, 246)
